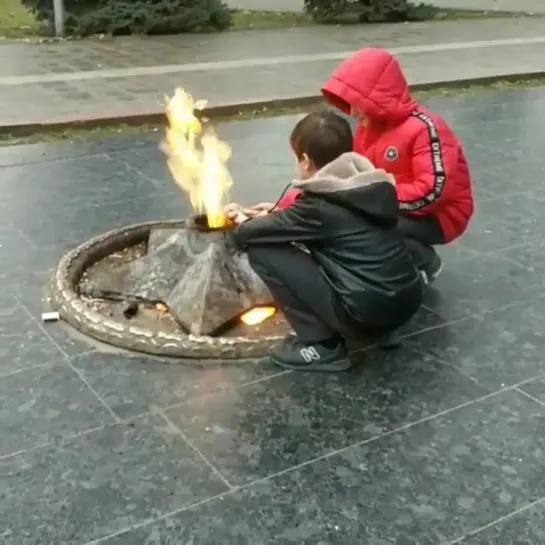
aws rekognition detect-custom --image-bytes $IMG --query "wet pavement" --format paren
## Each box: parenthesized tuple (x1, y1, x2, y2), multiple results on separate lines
(1, 17, 545, 128)
(227, 0, 304, 11)
(227, 0, 545, 12)
(2, 86, 545, 544)
(429, 0, 545, 12)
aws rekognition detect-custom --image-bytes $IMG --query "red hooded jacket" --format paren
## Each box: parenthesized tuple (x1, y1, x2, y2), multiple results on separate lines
(279, 49, 473, 243)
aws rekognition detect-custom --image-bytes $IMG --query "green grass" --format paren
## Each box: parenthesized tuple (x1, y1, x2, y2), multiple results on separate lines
(0, 0, 43, 39)
(0, 0, 538, 40)
(230, 10, 315, 31)
(1, 77, 544, 147)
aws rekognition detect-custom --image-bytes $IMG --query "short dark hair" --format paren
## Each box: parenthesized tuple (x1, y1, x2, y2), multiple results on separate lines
(290, 110, 353, 169)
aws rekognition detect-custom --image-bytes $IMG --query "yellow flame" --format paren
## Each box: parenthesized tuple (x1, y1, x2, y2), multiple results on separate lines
(163, 88, 232, 228)
(240, 306, 276, 325)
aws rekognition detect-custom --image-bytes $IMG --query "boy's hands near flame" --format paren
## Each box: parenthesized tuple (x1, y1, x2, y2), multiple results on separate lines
(232, 213, 250, 225)
(224, 201, 274, 222)
(224, 202, 242, 219)
(223, 203, 250, 224)
(250, 202, 275, 215)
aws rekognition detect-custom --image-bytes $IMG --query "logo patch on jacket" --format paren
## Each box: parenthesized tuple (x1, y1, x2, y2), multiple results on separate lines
(385, 146, 399, 161)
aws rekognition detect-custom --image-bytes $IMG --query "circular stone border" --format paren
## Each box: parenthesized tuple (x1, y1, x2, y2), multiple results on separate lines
(50, 219, 284, 360)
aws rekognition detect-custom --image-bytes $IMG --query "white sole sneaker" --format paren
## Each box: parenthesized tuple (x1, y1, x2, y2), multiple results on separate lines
(429, 259, 444, 282)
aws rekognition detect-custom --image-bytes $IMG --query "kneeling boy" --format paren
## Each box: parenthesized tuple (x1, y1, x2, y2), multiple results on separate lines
(228, 112, 424, 372)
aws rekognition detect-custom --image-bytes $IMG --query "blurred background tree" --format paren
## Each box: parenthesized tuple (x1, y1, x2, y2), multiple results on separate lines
(304, 0, 437, 23)
(20, 0, 232, 36)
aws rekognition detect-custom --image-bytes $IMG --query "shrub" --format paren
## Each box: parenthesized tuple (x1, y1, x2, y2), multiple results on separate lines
(22, 0, 233, 36)
(303, 0, 437, 23)
(303, 0, 349, 21)
(357, 0, 437, 22)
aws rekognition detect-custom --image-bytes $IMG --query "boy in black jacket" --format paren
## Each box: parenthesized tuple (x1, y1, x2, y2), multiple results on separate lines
(228, 112, 424, 372)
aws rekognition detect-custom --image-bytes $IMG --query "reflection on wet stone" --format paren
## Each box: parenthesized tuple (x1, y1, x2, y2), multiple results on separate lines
(2, 86, 545, 544)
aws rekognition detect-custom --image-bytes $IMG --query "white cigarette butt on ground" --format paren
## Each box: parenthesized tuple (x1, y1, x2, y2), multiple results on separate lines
(41, 311, 60, 322)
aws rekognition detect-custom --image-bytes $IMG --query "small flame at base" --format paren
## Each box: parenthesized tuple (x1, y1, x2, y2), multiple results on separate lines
(241, 306, 276, 325)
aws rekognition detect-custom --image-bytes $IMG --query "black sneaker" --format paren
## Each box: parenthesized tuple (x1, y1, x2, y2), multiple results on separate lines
(420, 251, 443, 286)
(269, 338, 351, 372)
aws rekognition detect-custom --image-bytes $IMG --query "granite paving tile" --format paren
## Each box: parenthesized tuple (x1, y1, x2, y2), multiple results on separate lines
(0, 241, 104, 358)
(11, 192, 191, 247)
(1, 155, 162, 220)
(478, 192, 545, 241)
(0, 221, 35, 257)
(0, 295, 64, 376)
(453, 210, 528, 254)
(0, 413, 229, 545)
(71, 351, 287, 420)
(37, 319, 100, 359)
(516, 376, 545, 407)
(0, 84, 544, 544)
(408, 299, 545, 390)
(454, 503, 545, 544)
(422, 251, 539, 322)
(164, 346, 485, 485)
(436, 90, 545, 129)
(98, 390, 545, 545)
(4, 241, 80, 307)
(500, 240, 545, 272)
(0, 360, 115, 457)
(469, 161, 545, 203)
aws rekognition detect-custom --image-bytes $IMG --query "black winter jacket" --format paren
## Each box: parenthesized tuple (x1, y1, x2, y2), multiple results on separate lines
(232, 152, 423, 326)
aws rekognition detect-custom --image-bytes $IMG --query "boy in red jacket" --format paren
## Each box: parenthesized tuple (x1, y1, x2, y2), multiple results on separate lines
(322, 47, 474, 282)
(252, 48, 474, 284)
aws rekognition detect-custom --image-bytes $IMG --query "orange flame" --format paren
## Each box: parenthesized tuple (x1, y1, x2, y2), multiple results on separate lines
(163, 90, 274, 327)
(241, 306, 276, 325)
(162, 88, 232, 228)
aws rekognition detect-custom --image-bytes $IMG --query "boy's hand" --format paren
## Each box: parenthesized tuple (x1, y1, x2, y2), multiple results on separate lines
(250, 202, 275, 214)
(243, 202, 274, 218)
(224, 202, 244, 220)
(224, 201, 273, 221)
(232, 212, 250, 225)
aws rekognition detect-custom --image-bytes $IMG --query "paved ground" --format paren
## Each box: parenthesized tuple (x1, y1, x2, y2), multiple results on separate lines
(227, 0, 304, 11)
(1, 18, 545, 128)
(2, 85, 545, 544)
(427, 0, 545, 13)
(227, 0, 545, 12)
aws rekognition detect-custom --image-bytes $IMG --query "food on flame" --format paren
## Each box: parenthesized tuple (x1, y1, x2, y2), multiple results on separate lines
(241, 306, 276, 325)
(162, 88, 232, 228)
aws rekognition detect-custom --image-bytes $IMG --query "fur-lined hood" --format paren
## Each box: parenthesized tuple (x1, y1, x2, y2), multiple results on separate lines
(293, 152, 398, 226)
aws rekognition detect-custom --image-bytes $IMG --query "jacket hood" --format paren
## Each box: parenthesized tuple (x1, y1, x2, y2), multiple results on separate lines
(321, 48, 417, 124)
(293, 152, 398, 226)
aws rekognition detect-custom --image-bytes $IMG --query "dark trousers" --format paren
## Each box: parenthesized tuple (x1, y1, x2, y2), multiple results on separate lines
(398, 215, 445, 270)
(247, 244, 424, 344)
(248, 245, 361, 343)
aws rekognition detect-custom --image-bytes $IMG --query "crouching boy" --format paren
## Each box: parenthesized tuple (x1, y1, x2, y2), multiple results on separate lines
(228, 112, 424, 372)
